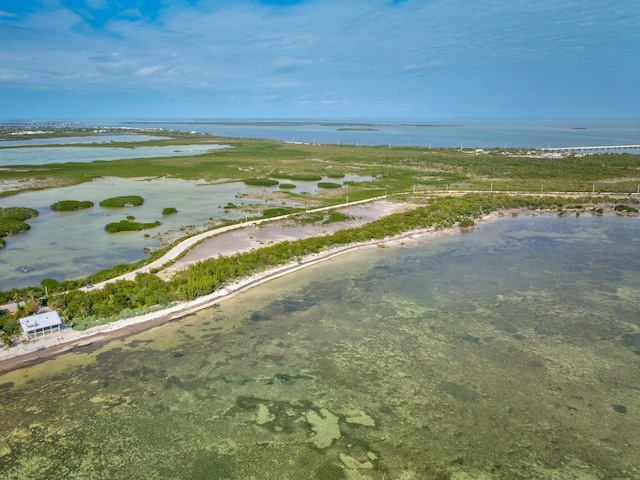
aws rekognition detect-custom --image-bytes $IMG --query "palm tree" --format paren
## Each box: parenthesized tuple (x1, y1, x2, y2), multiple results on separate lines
(24, 291, 41, 316)
(11, 289, 22, 309)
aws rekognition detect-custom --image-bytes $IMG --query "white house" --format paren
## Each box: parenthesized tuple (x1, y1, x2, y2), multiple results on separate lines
(19, 311, 62, 340)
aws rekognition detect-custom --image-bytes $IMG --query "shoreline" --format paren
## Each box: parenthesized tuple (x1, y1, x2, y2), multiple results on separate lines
(0, 220, 458, 374)
(1, 207, 636, 374)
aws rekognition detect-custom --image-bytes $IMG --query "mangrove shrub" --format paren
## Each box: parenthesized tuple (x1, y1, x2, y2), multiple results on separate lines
(317, 182, 342, 189)
(244, 178, 279, 187)
(105, 219, 161, 233)
(0, 207, 39, 246)
(50, 200, 94, 211)
(99, 195, 144, 208)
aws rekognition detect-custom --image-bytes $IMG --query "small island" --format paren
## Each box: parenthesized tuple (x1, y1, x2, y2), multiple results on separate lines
(0, 207, 39, 248)
(105, 219, 161, 233)
(99, 195, 144, 208)
(289, 174, 322, 181)
(336, 127, 378, 131)
(50, 200, 94, 211)
(162, 207, 178, 215)
(317, 182, 342, 189)
(244, 178, 279, 187)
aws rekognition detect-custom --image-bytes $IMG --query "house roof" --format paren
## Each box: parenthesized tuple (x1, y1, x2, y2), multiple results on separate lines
(19, 311, 62, 333)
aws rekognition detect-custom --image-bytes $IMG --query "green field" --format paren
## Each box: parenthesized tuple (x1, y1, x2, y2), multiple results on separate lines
(2, 128, 639, 200)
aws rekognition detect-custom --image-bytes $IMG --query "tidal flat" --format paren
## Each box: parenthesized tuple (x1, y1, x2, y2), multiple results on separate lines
(0, 215, 638, 479)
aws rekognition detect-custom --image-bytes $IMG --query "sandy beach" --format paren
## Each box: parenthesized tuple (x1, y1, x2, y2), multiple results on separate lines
(1, 199, 448, 372)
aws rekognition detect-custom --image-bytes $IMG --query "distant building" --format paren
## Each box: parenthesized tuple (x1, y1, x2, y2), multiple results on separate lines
(19, 311, 62, 340)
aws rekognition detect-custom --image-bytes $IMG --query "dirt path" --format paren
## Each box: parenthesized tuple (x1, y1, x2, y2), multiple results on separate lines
(159, 199, 413, 279)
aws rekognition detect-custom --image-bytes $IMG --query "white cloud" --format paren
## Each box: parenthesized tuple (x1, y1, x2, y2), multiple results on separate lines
(0, 69, 30, 81)
(0, 0, 638, 117)
(136, 65, 162, 77)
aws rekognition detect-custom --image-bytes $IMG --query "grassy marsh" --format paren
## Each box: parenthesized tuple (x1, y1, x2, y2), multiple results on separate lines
(1, 130, 639, 201)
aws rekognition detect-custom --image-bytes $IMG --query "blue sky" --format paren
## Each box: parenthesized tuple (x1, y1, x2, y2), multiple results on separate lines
(1, 0, 638, 120)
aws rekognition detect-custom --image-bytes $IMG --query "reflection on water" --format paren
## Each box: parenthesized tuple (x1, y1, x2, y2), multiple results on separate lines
(0, 215, 638, 479)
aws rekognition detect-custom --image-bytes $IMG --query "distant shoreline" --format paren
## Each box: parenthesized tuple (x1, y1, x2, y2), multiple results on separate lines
(120, 120, 464, 128)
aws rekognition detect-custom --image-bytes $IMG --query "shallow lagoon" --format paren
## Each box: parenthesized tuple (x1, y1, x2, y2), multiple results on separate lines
(0, 133, 170, 147)
(0, 175, 368, 290)
(0, 143, 228, 166)
(0, 215, 638, 479)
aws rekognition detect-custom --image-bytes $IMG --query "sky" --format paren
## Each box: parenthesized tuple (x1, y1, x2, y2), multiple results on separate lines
(0, 0, 639, 120)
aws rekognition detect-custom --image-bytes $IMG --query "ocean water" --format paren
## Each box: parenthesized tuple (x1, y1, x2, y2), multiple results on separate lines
(116, 118, 640, 149)
(1, 214, 638, 479)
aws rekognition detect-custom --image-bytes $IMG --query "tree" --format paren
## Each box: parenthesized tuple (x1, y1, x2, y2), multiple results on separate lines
(1, 331, 13, 347)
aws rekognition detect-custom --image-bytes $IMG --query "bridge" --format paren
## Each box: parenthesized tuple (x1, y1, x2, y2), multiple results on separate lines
(541, 145, 640, 153)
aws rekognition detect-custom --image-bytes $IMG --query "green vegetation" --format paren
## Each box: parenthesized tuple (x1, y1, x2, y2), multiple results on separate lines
(0, 207, 39, 247)
(58, 273, 175, 331)
(289, 174, 323, 181)
(279, 183, 296, 189)
(0, 128, 639, 337)
(1, 129, 638, 201)
(317, 182, 342, 189)
(323, 212, 352, 224)
(244, 178, 279, 186)
(273, 173, 323, 181)
(99, 195, 144, 208)
(459, 218, 476, 228)
(0, 193, 636, 336)
(0, 288, 43, 338)
(297, 212, 325, 224)
(262, 207, 303, 218)
(0, 310, 19, 338)
(105, 219, 161, 233)
(28, 194, 621, 328)
(50, 200, 94, 211)
(162, 207, 178, 215)
(614, 204, 638, 213)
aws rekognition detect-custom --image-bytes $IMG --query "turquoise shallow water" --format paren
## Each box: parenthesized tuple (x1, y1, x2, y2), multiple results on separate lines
(0, 214, 638, 479)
